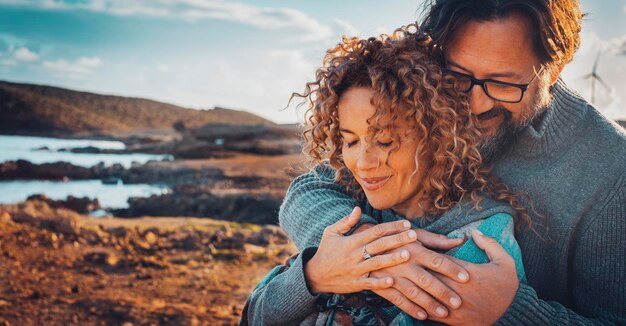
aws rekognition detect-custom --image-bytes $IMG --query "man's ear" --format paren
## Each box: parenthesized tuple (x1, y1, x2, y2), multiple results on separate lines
(548, 64, 565, 86)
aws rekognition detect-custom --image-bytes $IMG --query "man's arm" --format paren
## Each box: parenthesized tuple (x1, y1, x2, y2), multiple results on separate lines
(278, 164, 377, 250)
(497, 175, 626, 325)
(434, 177, 626, 325)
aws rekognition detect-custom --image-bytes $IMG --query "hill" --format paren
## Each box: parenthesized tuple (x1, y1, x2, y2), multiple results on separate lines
(0, 81, 274, 138)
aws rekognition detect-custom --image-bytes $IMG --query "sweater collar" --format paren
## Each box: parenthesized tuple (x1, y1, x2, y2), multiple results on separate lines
(506, 79, 588, 158)
(379, 196, 514, 234)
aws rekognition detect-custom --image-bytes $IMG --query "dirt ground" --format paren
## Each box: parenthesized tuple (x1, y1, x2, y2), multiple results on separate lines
(152, 153, 308, 179)
(0, 205, 297, 326)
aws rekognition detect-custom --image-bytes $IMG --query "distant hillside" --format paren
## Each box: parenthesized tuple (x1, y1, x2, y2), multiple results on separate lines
(0, 81, 274, 137)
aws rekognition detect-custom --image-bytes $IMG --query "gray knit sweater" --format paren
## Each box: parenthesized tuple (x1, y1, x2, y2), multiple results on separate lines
(279, 80, 626, 325)
(244, 198, 525, 325)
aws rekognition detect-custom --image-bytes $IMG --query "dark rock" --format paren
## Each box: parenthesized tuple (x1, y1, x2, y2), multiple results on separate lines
(113, 187, 281, 225)
(172, 123, 301, 159)
(182, 235, 200, 251)
(83, 252, 119, 267)
(249, 225, 290, 246)
(139, 257, 167, 269)
(0, 160, 92, 180)
(101, 177, 121, 185)
(107, 227, 129, 238)
(212, 228, 245, 250)
(66, 146, 130, 154)
(64, 196, 101, 214)
(25, 194, 100, 214)
(11, 201, 83, 235)
(80, 229, 103, 245)
(28, 290, 42, 300)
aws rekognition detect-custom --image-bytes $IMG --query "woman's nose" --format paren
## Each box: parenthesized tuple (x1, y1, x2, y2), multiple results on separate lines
(356, 146, 380, 170)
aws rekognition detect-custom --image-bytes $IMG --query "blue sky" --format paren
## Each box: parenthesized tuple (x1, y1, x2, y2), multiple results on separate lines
(0, 0, 625, 123)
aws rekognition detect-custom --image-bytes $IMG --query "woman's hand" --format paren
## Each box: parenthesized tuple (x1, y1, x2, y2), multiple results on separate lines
(304, 206, 418, 294)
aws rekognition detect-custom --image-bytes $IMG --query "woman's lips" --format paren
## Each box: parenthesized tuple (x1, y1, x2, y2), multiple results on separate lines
(360, 175, 392, 191)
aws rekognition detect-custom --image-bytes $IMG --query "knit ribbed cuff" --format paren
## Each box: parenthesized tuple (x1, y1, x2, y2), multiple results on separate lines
(289, 247, 320, 298)
(495, 283, 550, 325)
(264, 247, 321, 323)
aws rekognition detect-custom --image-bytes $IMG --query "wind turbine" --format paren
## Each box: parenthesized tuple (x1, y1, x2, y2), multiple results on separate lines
(583, 52, 610, 105)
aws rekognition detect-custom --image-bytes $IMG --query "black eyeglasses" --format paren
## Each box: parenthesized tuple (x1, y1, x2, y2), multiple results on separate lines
(444, 68, 543, 103)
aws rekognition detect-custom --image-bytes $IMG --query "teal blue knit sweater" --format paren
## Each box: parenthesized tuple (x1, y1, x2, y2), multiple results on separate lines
(279, 80, 626, 325)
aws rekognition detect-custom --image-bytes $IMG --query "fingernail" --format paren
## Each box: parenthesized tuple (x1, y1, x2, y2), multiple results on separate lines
(450, 297, 461, 308)
(474, 229, 483, 236)
(408, 230, 417, 239)
(417, 312, 427, 320)
(385, 277, 393, 285)
(401, 250, 409, 259)
(403, 221, 411, 228)
(458, 272, 469, 282)
(436, 307, 447, 317)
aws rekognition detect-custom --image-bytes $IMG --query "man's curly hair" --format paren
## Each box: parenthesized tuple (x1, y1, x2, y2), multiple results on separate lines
(293, 25, 533, 228)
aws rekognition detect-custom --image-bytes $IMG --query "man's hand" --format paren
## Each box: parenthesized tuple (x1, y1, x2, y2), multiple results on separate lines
(430, 230, 519, 326)
(354, 223, 469, 320)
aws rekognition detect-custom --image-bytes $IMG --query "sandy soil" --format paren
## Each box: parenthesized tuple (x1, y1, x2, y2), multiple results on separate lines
(151, 154, 308, 179)
(0, 205, 296, 326)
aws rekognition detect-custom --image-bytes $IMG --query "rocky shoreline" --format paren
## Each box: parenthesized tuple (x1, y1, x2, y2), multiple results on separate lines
(0, 154, 302, 221)
(1, 121, 307, 222)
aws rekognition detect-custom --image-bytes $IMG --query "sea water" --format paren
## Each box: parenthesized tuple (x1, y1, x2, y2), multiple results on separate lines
(0, 135, 171, 209)
(0, 135, 171, 168)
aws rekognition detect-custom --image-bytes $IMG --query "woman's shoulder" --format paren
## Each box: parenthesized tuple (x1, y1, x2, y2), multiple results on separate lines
(478, 212, 515, 239)
(447, 212, 526, 281)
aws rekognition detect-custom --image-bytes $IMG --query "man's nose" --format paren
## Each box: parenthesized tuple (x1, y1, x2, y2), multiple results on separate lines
(356, 146, 380, 171)
(468, 84, 495, 116)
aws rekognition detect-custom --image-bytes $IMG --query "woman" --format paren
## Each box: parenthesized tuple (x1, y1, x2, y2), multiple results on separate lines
(241, 25, 531, 325)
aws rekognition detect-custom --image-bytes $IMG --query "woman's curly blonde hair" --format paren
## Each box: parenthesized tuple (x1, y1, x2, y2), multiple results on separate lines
(293, 25, 533, 229)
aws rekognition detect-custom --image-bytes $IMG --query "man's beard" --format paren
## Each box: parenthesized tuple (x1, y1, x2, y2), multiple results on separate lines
(477, 75, 552, 164)
(476, 107, 522, 164)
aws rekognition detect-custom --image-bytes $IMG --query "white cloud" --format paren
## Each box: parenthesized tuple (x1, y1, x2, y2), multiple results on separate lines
(42, 56, 103, 79)
(333, 19, 360, 38)
(150, 48, 318, 123)
(562, 31, 626, 119)
(1, 59, 17, 66)
(157, 64, 169, 72)
(586, 33, 626, 57)
(2, 0, 334, 42)
(77, 56, 102, 67)
(13, 47, 38, 61)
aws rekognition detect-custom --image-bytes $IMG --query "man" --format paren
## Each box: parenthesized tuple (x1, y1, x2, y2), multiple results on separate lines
(279, 0, 626, 325)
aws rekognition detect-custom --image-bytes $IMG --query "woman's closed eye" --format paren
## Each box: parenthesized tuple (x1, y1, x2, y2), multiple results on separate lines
(343, 139, 393, 148)
(344, 139, 358, 148)
(377, 140, 393, 148)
